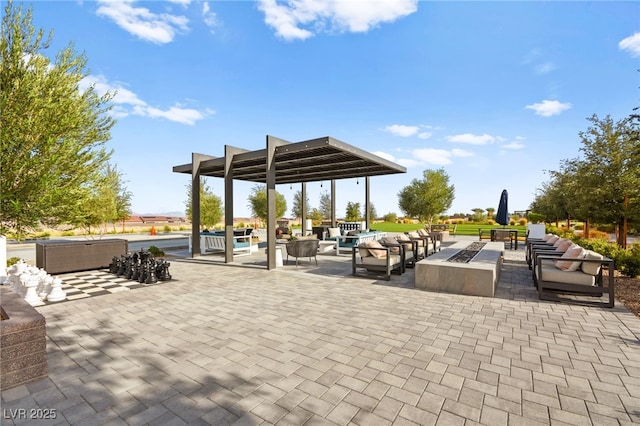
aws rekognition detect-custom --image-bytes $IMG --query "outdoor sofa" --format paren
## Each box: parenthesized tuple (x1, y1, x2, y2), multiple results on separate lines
(189, 231, 252, 256)
(323, 227, 387, 256)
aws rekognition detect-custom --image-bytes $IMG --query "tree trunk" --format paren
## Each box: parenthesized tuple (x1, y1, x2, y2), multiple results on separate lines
(584, 220, 590, 239)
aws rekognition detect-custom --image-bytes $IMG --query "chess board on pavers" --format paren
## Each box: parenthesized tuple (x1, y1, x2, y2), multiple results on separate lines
(50, 269, 169, 304)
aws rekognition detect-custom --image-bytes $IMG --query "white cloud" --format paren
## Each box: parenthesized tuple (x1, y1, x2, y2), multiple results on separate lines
(397, 158, 420, 168)
(451, 148, 474, 157)
(502, 142, 525, 150)
(619, 32, 640, 57)
(535, 62, 555, 74)
(257, 0, 418, 41)
(81, 75, 210, 125)
(417, 132, 432, 140)
(202, 2, 218, 30)
(411, 148, 453, 165)
(372, 151, 396, 162)
(525, 99, 572, 117)
(446, 133, 496, 145)
(384, 124, 419, 137)
(96, 0, 189, 44)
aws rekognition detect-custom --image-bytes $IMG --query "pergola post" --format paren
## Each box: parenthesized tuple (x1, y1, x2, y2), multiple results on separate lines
(190, 153, 214, 257)
(266, 136, 290, 270)
(224, 146, 236, 263)
(365, 176, 370, 230)
(301, 182, 307, 235)
(331, 179, 336, 227)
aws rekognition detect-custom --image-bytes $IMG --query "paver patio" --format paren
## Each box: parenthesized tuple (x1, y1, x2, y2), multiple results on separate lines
(2, 238, 640, 425)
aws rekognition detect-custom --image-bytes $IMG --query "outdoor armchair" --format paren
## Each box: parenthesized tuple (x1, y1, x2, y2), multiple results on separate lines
(352, 240, 404, 281)
(534, 248, 614, 308)
(285, 238, 320, 267)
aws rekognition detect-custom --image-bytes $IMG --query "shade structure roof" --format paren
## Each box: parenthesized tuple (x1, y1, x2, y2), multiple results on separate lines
(172, 136, 406, 184)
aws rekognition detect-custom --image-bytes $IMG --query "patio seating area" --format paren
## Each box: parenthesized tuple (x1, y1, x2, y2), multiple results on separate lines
(2, 235, 639, 425)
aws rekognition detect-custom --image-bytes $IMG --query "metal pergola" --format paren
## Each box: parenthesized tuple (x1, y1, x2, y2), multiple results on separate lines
(173, 135, 406, 269)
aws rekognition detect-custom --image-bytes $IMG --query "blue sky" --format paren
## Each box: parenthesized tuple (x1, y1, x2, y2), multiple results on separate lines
(28, 1, 639, 219)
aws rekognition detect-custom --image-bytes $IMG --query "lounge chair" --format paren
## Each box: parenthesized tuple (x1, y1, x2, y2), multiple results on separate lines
(352, 240, 404, 280)
(285, 238, 320, 267)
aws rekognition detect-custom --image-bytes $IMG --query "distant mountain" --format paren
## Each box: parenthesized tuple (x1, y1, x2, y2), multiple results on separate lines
(132, 211, 185, 217)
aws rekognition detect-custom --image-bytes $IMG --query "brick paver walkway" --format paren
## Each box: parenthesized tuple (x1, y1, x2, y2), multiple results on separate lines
(2, 244, 639, 425)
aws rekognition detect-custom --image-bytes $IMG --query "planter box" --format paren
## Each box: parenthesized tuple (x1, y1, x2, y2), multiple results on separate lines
(0, 287, 47, 390)
(36, 239, 128, 274)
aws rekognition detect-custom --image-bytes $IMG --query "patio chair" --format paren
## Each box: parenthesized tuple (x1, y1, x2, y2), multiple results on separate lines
(352, 240, 404, 281)
(285, 239, 320, 267)
(494, 229, 514, 250)
(534, 247, 615, 308)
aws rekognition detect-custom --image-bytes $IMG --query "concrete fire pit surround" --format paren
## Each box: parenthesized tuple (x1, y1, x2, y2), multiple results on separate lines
(0, 286, 47, 390)
(415, 241, 505, 297)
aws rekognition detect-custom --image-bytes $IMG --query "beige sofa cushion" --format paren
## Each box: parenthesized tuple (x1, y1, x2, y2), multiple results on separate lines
(362, 254, 401, 266)
(328, 227, 341, 238)
(538, 264, 596, 286)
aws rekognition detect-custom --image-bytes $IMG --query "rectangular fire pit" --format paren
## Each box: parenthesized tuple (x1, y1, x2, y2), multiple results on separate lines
(415, 241, 504, 297)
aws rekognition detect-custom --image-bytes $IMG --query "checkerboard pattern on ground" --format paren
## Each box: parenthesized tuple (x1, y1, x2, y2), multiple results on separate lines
(51, 269, 168, 303)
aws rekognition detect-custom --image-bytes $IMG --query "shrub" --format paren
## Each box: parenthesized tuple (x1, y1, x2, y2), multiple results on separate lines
(403, 218, 413, 224)
(509, 220, 516, 226)
(147, 245, 165, 257)
(382, 212, 397, 223)
(573, 224, 583, 231)
(7, 257, 21, 267)
(527, 212, 545, 224)
(61, 230, 75, 236)
(163, 225, 172, 233)
(518, 218, 528, 226)
(237, 221, 245, 228)
(588, 230, 610, 240)
(487, 219, 495, 225)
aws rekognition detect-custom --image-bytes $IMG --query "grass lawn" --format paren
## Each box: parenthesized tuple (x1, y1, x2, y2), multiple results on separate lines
(370, 222, 528, 237)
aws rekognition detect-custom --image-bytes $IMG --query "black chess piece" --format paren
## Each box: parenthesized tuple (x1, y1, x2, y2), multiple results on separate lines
(145, 258, 158, 284)
(117, 254, 129, 276)
(156, 260, 172, 281)
(109, 256, 120, 274)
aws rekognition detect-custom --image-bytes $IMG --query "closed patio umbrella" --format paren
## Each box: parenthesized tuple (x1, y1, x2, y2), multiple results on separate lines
(496, 189, 509, 227)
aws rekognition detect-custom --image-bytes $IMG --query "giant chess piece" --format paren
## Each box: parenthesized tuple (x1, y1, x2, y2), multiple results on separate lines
(156, 260, 172, 281)
(117, 255, 128, 276)
(145, 257, 158, 284)
(47, 277, 66, 302)
(109, 256, 120, 274)
(24, 275, 44, 306)
(138, 253, 149, 283)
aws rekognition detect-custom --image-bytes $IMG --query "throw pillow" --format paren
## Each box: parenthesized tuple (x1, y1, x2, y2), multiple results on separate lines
(381, 237, 400, 253)
(418, 229, 429, 237)
(363, 240, 387, 258)
(556, 239, 573, 253)
(581, 250, 604, 275)
(407, 231, 421, 239)
(547, 235, 559, 244)
(328, 227, 341, 238)
(554, 245, 585, 271)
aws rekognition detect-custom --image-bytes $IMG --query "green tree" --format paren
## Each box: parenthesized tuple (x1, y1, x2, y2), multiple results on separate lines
(471, 208, 485, 223)
(397, 168, 455, 227)
(291, 190, 310, 218)
(367, 203, 377, 222)
(319, 190, 331, 219)
(184, 179, 223, 229)
(247, 185, 287, 222)
(308, 207, 323, 223)
(72, 163, 131, 236)
(345, 202, 362, 222)
(0, 1, 115, 240)
(486, 207, 495, 219)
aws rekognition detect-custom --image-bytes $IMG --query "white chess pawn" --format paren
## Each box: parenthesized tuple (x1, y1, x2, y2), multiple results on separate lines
(24, 275, 44, 306)
(47, 277, 66, 302)
(40, 275, 53, 298)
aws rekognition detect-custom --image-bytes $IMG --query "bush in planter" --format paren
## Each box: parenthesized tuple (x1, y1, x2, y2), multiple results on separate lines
(163, 225, 172, 233)
(147, 245, 165, 257)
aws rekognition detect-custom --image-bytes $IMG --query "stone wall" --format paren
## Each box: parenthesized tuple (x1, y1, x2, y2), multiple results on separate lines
(0, 286, 47, 390)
